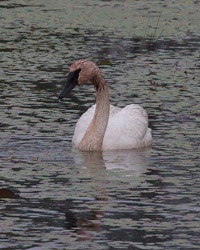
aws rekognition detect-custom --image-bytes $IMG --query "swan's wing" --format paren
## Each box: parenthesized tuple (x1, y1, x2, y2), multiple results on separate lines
(103, 104, 152, 150)
(72, 105, 95, 146)
(109, 104, 121, 117)
(120, 104, 149, 139)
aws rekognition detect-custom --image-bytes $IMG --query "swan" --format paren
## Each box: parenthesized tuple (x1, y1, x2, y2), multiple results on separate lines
(58, 59, 152, 151)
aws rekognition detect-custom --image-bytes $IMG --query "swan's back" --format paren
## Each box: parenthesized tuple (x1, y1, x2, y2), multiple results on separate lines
(72, 104, 152, 150)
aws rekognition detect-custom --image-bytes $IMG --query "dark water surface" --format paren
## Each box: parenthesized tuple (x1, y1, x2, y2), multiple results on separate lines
(0, 0, 200, 249)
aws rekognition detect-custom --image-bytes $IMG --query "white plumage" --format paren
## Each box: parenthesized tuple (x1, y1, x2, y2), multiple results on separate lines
(72, 104, 152, 150)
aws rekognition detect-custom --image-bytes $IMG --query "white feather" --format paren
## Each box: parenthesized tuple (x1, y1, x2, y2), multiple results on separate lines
(72, 104, 152, 150)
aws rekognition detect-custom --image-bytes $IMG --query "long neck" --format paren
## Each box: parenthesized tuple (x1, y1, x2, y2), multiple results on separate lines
(79, 72, 110, 151)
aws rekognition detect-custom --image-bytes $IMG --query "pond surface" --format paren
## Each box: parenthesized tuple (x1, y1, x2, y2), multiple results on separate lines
(0, 0, 200, 249)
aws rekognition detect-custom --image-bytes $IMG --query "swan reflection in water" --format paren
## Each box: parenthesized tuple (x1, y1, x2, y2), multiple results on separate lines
(73, 147, 150, 174)
(64, 148, 150, 240)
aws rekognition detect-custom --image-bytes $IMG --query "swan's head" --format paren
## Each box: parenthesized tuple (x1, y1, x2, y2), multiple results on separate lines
(58, 59, 99, 99)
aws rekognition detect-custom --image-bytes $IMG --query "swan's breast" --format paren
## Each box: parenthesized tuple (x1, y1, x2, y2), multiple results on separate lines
(72, 105, 95, 147)
(72, 104, 121, 147)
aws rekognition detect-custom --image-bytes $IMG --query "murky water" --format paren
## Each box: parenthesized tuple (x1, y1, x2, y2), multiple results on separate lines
(0, 0, 200, 249)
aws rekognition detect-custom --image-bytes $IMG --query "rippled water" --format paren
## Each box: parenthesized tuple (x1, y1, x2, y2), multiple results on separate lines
(0, 0, 200, 249)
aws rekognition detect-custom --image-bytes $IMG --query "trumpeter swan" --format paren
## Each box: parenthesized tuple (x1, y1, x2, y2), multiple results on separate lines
(59, 59, 152, 151)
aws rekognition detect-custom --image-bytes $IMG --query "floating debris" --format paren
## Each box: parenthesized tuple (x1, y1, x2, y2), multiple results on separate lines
(0, 188, 20, 199)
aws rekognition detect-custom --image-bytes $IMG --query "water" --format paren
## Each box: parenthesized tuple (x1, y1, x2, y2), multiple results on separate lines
(0, 0, 200, 249)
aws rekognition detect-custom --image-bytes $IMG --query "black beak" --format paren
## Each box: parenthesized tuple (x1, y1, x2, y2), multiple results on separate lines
(58, 68, 81, 99)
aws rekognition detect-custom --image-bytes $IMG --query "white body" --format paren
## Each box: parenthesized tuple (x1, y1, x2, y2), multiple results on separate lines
(72, 104, 152, 151)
